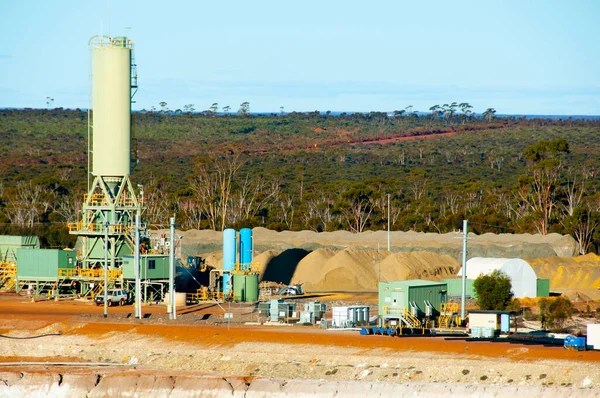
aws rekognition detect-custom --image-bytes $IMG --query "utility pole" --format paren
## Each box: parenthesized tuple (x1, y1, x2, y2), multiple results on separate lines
(103, 222, 109, 318)
(387, 193, 391, 252)
(461, 219, 468, 322)
(169, 216, 176, 320)
(134, 212, 141, 319)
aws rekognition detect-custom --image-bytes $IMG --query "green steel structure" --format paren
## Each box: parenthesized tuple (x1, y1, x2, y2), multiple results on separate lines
(0, 236, 40, 262)
(379, 280, 447, 322)
(69, 36, 143, 281)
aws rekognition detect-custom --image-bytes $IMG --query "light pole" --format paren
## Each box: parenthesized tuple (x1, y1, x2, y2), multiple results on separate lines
(103, 221, 109, 318)
(168, 216, 176, 320)
(134, 212, 142, 319)
(461, 219, 468, 322)
(387, 193, 391, 252)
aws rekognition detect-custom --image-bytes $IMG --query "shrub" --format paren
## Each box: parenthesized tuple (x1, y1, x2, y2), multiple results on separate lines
(473, 270, 513, 310)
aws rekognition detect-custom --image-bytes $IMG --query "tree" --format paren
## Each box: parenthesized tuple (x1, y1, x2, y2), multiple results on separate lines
(222, 105, 231, 115)
(515, 139, 570, 234)
(209, 102, 219, 114)
(45, 97, 55, 109)
(183, 104, 195, 113)
(159, 102, 169, 113)
(189, 154, 244, 231)
(482, 108, 496, 122)
(238, 101, 250, 116)
(459, 102, 473, 123)
(473, 270, 514, 310)
(562, 207, 600, 255)
(539, 297, 574, 330)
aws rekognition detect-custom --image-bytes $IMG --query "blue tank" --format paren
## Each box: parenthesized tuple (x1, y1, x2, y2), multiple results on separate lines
(222, 228, 236, 294)
(239, 228, 253, 266)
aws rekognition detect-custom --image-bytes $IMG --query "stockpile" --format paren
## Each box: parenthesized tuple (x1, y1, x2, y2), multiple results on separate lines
(252, 247, 458, 292)
(527, 253, 600, 290)
(199, 247, 459, 292)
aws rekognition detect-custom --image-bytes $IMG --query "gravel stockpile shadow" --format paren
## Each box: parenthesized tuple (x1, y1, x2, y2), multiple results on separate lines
(261, 248, 311, 285)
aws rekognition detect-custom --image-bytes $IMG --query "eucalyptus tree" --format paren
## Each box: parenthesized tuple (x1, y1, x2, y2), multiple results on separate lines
(482, 108, 496, 122)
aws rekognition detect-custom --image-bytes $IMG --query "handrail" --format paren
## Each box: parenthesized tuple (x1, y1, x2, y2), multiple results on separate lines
(58, 268, 122, 279)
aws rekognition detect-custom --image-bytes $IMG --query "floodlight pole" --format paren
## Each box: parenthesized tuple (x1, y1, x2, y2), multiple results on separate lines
(134, 212, 142, 319)
(387, 193, 391, 252)
(461, 219, 468, 322)
(169, 216, 176, 320)
(103, 221, 109, 318)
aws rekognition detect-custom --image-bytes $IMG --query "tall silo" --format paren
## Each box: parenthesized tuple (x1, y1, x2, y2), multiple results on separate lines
(69, 36, 143, 298)
(91, 36, 133, 185)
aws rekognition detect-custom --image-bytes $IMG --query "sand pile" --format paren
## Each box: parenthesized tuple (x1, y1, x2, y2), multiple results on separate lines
(251, 247, 457, 292)
(311, 248, 381, 292)
(179, 228, 580, 260)
(201, 251, 223, 269)
(252, 249, 280, 279)
(288, 248, 336, 289)
(195, 246, 464, 292)
(380, 252, 460, 282)
(527, 253, 600, 290)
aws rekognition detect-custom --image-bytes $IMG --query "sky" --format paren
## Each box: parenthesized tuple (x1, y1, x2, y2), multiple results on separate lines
(1, 0, 599, 115)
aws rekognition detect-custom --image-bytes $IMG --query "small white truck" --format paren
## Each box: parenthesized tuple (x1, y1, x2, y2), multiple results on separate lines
(95, 289, 130, 306)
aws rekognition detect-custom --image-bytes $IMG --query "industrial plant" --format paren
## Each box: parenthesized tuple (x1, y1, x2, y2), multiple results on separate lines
(0, 34, 597, 357)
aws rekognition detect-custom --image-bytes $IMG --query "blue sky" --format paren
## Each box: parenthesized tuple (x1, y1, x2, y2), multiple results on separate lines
(1, 0, 599, 115)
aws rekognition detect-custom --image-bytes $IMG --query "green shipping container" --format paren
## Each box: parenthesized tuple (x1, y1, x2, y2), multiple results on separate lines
(16, 249, 77, 281)
(122, 255, 170, 280)
(536, 278, 550, 297)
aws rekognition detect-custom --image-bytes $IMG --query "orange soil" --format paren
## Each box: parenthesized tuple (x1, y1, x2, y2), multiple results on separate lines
(1, 295, 599, 365)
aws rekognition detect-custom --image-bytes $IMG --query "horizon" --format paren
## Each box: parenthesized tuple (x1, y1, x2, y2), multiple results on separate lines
(2, 107, 599, 119)
(1, 1, 599, 115)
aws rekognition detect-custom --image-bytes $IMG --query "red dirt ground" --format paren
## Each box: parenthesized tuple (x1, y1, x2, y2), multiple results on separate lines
(1, 294, 599, 364)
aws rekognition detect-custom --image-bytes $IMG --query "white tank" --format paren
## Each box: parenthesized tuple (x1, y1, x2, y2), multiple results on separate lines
(91, 37, 132, 178)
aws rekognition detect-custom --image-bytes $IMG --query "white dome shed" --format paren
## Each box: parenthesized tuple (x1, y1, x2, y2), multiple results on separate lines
(457, 257, 538, 299)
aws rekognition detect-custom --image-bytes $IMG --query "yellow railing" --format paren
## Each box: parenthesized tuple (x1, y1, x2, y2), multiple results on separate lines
(68, 222, 134, 234)
(382, 305, 404, 316)
(58, 268, 122, 279)
(0, 262, 16, 291)
(0, 262, 16, 276)
(83, 193, 137, 207)
(438, 303, 461, 328)
(233, 262, 260, 273)
(188, 290, 226, 302)
(402, 307, 422, 328)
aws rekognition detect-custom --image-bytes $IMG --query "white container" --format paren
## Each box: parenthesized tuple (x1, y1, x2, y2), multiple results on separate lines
(332, 306, 349, 328)
(587, 324, 600, 350)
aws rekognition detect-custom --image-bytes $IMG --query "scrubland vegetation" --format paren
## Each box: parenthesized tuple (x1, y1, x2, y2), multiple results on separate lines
(1, 108, 599, 251)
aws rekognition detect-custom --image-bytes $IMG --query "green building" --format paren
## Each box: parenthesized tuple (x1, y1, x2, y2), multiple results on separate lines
(16, 248, 77, 281)
(378, 280, 447, 321)
(122, 255, 170, 280)
(536, 278, 550, 297)
(442, 278, 476, 298)
(0, 236, 40, 262)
